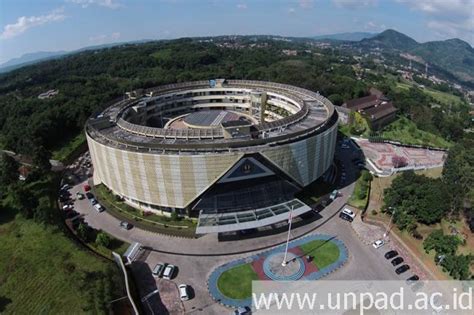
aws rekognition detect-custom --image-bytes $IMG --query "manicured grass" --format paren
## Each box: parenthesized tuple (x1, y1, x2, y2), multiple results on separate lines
(0, 211, 122, 314)
(380, 117, 451, 148)
(299, 239, 341, 269)
(51, 133, 86, 161)
(348, 171, 371, 209)
(348, 184, 369, 209)
(217, 264, 259, 300)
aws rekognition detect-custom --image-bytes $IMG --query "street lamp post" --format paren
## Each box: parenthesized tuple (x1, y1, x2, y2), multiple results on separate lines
(383, 209, 396, 238)
(281, 205, 294, 267)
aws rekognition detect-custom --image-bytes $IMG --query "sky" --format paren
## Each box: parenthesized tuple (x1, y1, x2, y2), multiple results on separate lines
(0, 0, 473, 64)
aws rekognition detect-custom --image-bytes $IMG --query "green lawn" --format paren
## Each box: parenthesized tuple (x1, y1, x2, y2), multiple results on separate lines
(380, 117, 451, 148)
(395, 82, 464, 107)
(299, 239, 341, 269)
(0, 210, 123, 314)
(51, 133, 86, 162)
(217, 264, 259, 300)
(348, 179, 370, 209)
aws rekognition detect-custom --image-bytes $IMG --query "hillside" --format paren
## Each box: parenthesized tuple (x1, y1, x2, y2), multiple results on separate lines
(358, 29, 474, 83)
(312, 32, 376, 42)
(412, 39, 474, 82)
(0, 51, 68, 73)
(360, 29, 418, 50)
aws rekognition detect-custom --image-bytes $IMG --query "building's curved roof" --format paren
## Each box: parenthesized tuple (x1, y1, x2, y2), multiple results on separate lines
(86, 79, 337, 153)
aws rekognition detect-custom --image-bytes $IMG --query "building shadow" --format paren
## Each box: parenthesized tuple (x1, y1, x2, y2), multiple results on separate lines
(130, 258, 169, 315)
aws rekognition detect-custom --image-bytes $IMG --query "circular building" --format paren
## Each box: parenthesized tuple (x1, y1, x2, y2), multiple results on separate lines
(86, 79, 338, 234)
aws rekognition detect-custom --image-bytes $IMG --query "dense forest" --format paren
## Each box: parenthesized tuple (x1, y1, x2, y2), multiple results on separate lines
(0, 38, 367, 156)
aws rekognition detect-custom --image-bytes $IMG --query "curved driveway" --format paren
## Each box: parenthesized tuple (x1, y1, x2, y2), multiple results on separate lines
(71, 168, 354, 256)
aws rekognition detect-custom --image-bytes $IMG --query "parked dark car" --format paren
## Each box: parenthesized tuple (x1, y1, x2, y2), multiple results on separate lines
(391, 257, 404, 266)
(120, 221, 133, 230)
(86, 192, 94, 199)
(384, 250, 398, 259)
(406, 275, 419, 284)
(395, 264, 410, 274)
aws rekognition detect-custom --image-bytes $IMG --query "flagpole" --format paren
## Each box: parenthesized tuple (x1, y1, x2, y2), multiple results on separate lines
(282, 205, 294, 267)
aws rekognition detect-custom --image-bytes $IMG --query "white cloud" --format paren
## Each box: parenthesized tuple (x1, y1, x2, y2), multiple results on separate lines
(333, 0, 377, 9)
(299, 0, 314, 9)
(364, 21, 386, 31)
(89, 32, 121, 43)
(236, 3, 247, 10)
(397, 0, 473, 43)
(0, 8, 66, 40)
(68, 0, 123, 9)
(288, 7, 296, 14)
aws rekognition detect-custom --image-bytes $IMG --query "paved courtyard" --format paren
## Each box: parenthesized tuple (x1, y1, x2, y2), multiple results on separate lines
(355, 139, 446, 172)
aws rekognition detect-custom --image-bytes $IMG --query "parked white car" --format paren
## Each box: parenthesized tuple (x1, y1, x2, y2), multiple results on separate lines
(178, 284, 190, 301)
(93, 203, 105, 212)
(162, 264, 175, 280)
(341, 208, 356, 219)
(373, 239, 385, 249)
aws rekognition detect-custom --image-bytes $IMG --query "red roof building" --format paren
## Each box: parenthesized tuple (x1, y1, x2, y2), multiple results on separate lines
(342, 88, 397, 130)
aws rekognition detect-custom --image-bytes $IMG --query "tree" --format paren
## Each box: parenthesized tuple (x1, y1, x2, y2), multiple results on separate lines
(0, 153, 19, 188)
(33, 196, 55, 225)
(9, 183, 39, 219)
(441, 254, 473, 280)
(384, 171, 451, 228)
(423, 230, 461, 256)
(77, 223, 90, 242)
(32, 146, 51, 172)
(95, 232, 111, 248)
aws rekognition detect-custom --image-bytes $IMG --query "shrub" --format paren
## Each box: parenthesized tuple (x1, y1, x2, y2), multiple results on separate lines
(170, 211, 180, 221)
(95, 232, 111, 248)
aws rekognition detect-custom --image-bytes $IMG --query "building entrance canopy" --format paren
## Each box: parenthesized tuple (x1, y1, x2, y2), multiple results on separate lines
(196, 198, 311, 234)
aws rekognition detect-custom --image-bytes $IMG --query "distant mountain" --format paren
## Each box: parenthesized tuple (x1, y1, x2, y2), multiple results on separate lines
(0, 39, 155, 74)
(360, 29, 418, 50)
(0, 51, 68, 73)
(312, 32, 376, 42)
(411, 39, 474, 82)
(358, 29, 474, 83)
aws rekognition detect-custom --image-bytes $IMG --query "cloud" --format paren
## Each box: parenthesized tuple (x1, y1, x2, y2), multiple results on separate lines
(89, 32, 121, 43)
(0, 8, 66, 40)
(364, 21, 386, 31)
(236, 3, 247, 10)
(332, 0, 377, 9)
(397, 0, 473, 43)
(68, 0, 123, 9)
(288, 7, 296, 14)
